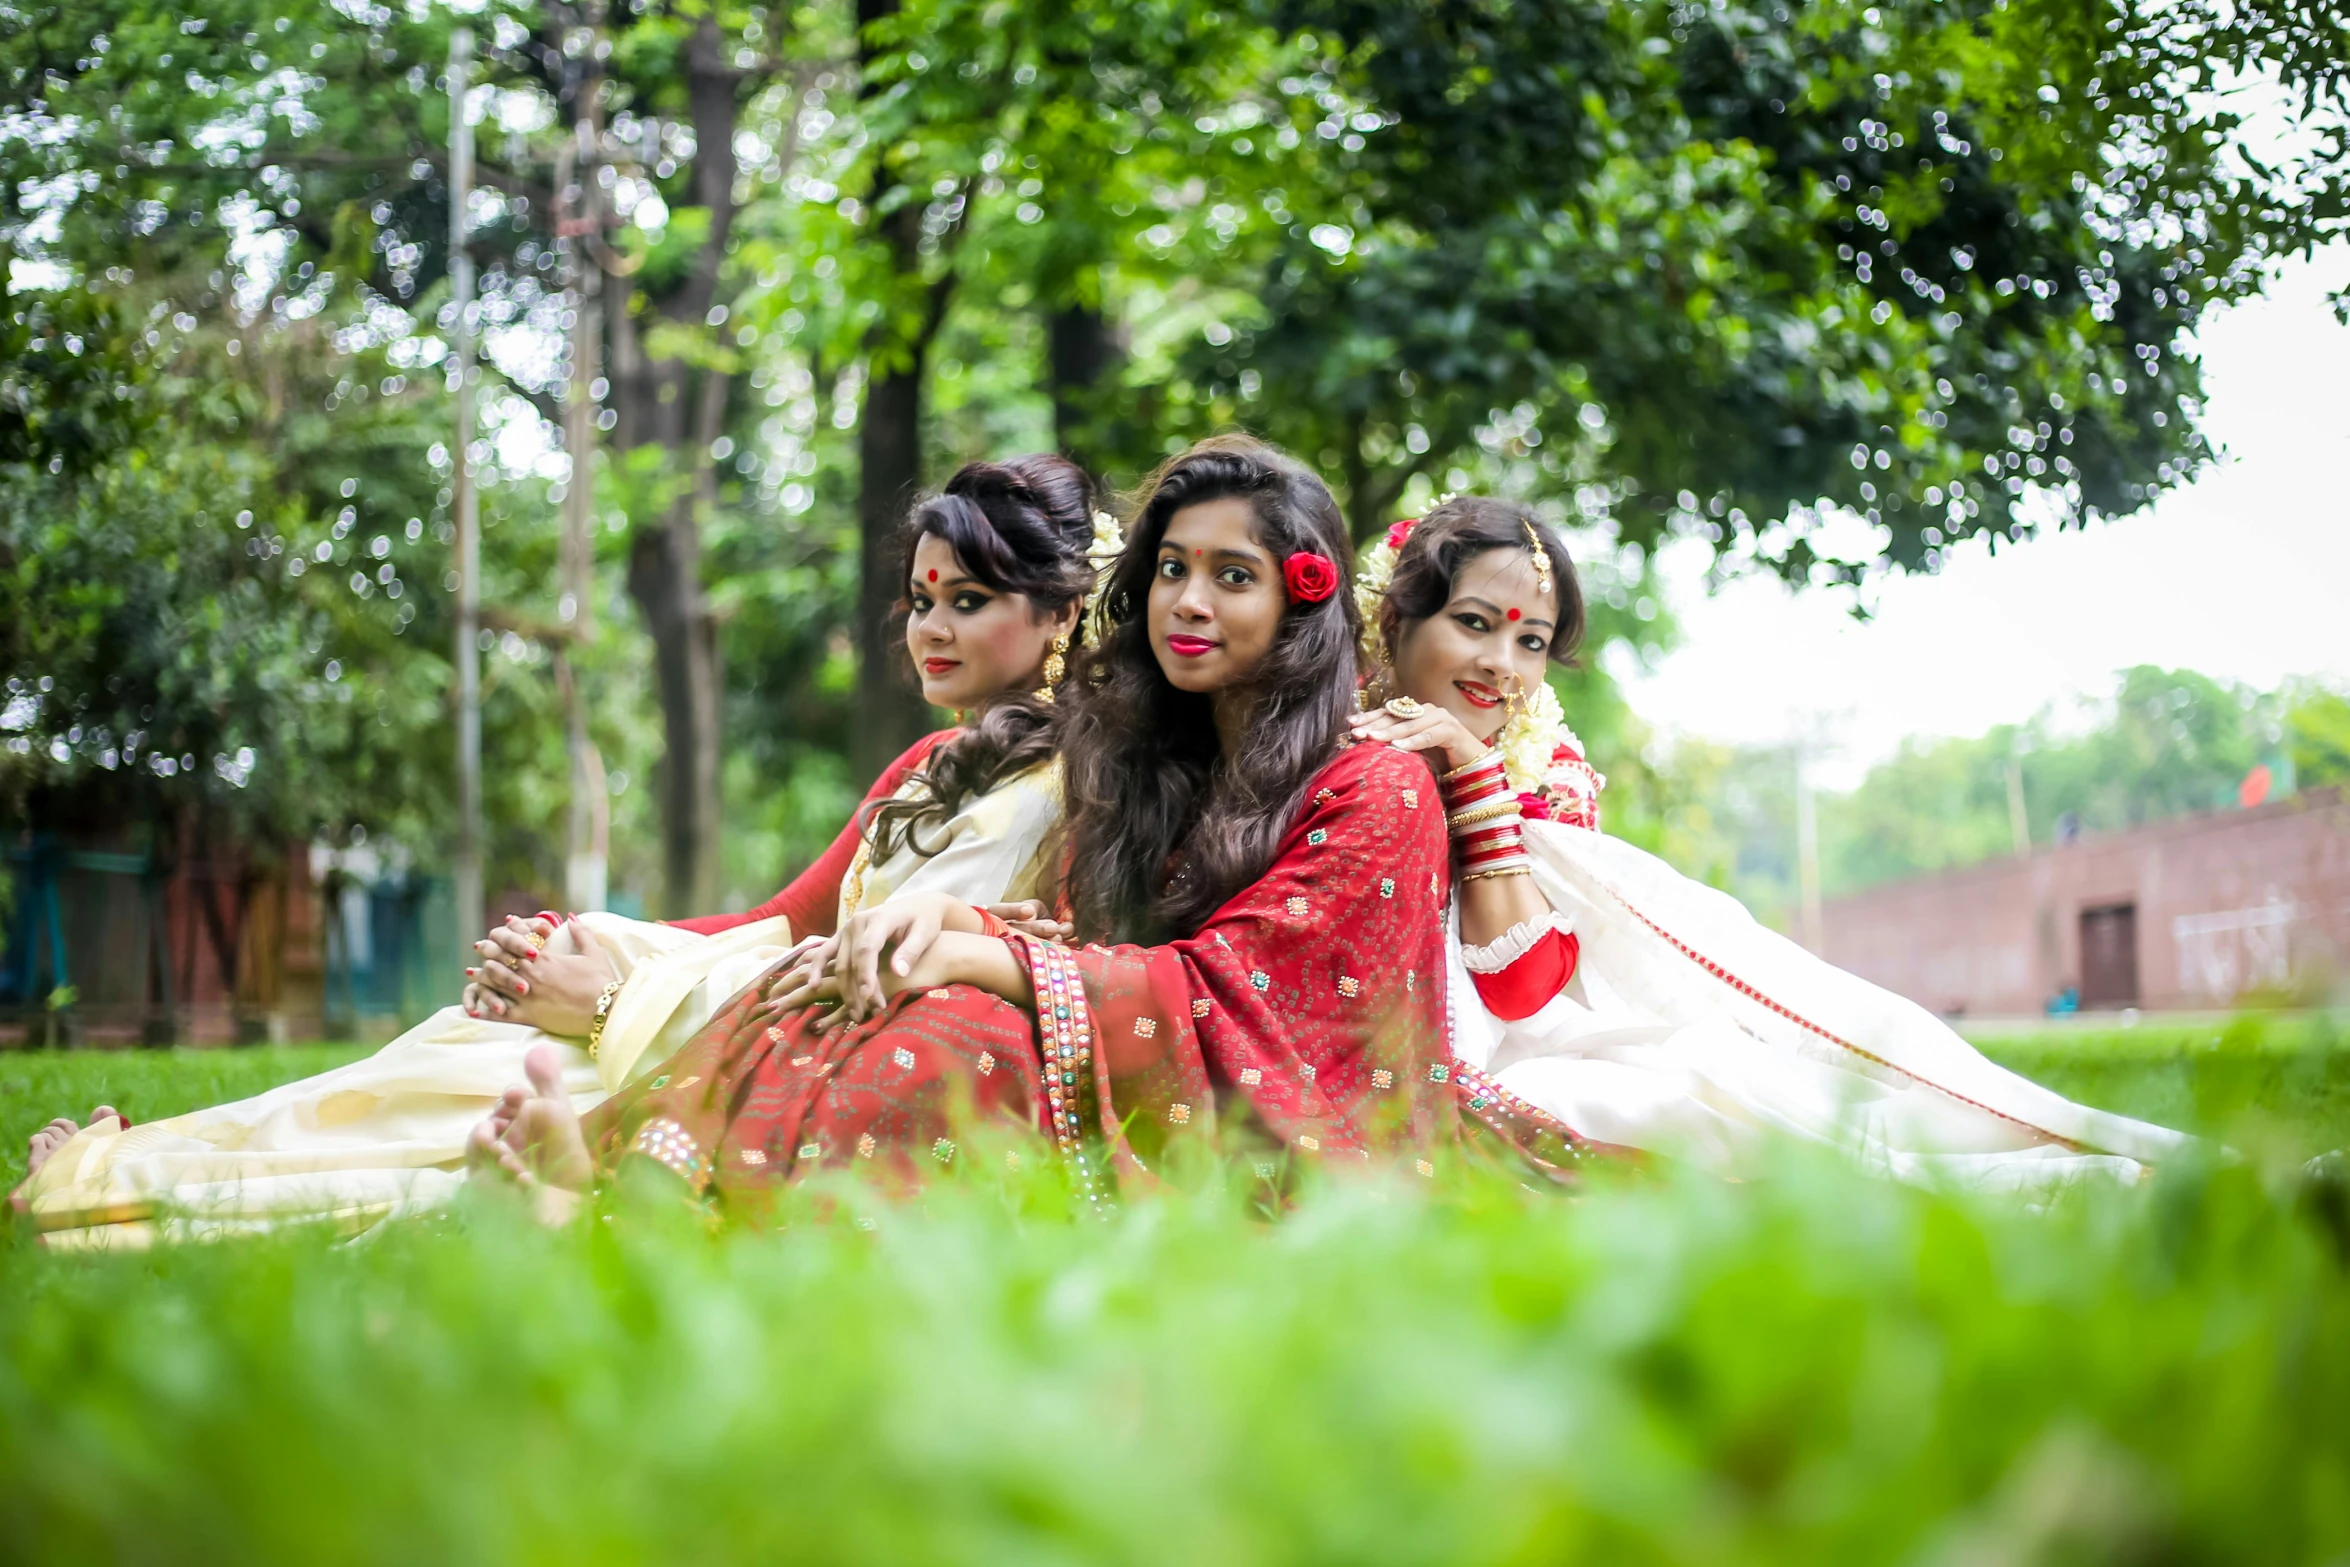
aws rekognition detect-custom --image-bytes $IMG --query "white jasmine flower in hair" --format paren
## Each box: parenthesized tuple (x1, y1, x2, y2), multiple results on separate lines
(1084, 509, 1126, 642)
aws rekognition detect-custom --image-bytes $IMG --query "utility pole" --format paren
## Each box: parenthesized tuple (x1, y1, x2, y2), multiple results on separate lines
(2005, 758, 2031, 858)
(449, 27, 484, 959)
(1794, 745, 1823, 954)
(555, 42, 609, 914)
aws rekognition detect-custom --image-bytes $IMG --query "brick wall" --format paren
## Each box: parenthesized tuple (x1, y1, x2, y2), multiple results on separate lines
(1818, 788, 2350, 1016)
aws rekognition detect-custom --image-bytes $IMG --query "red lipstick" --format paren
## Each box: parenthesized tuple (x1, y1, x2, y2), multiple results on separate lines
(1166, 634, 1218, 658)
(1455, 680, 1502, 710)
(922, 658, 961, 676)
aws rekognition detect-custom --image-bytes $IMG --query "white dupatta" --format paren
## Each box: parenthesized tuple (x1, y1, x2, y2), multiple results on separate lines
(1451, 819, 2190, 1191)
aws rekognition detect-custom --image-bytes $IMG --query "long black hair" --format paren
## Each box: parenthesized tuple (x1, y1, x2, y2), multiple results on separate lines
(1059, 434, 1359, 944)
(1379, 495, 1587, 670)
(863, 453, 1102, 865)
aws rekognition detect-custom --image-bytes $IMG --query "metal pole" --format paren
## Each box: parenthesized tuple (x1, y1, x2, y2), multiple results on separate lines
(449, 27, 484, 961)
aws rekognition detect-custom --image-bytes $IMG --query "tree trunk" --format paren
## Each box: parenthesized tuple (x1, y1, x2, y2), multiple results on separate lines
(1049, 299, 1121, 476)
(626, 523, 724, 914)
(608, 16, 738, 915)
(849, 0, 950, 783)
(852, 305, 938, 783)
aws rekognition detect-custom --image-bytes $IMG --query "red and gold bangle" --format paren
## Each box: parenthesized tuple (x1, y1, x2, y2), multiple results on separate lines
(1440, 751, 1509, 812)
(1460, 847, 1531, 879)
(1446, 798, 1520, 833)
(1440, 748, 1505, 788)
(1008, 932, 1109, 1217)
(1457, 816, 1530, 878)
(1446, 747, 1532, 882)
(1456, 821, 1523, 857)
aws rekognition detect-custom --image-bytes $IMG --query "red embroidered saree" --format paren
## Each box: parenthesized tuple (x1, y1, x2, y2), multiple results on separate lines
(582, 743, 1594, 1206)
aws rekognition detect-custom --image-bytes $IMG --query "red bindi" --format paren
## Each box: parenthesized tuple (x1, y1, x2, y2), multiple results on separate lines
(926, 569, 938, 582)
(1506, 608, 1521, 621)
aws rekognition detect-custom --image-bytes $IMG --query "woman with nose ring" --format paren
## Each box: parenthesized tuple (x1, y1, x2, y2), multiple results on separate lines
(16, 455, 1111, 1245)
(1351, 497, 2190, 1192)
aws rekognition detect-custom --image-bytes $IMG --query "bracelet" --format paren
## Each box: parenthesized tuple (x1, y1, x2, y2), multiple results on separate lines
(587, 978, 625, 1061)
(1439, 748, 1502, 786)
(1441, 764, 1509, 804)
(1441, 755, 1509, 806)
(1446, 799, 1521, 833)
(1462, 865, 1533, 884)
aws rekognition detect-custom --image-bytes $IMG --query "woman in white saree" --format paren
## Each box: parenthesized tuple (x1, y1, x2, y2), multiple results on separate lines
(16, 455, 1120, 1244)
(1349, 497, 2189, 1192)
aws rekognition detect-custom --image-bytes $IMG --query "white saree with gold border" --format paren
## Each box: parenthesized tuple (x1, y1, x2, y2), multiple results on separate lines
(21, 761, 1063, 1245)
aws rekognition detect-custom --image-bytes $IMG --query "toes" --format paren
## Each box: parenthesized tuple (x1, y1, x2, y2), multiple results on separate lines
(522, 1044, 568, 1099)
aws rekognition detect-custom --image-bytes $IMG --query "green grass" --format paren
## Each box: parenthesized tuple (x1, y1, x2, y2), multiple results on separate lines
(1, 1021, 2346, 1564)
(1972, 1013, 2350, 1158)
(0, 1043, 368, 1190)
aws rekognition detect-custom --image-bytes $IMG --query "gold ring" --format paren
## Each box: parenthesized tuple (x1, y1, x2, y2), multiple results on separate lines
(1383, 696, 1426, 718)
(523, 929, 547, 953)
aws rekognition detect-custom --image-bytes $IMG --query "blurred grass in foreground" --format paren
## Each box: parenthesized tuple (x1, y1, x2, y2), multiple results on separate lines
(0, 1020, 2345, 1564)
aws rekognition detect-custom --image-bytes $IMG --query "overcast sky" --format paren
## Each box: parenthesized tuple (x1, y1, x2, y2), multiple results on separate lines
(1614, 244, 2350, 789)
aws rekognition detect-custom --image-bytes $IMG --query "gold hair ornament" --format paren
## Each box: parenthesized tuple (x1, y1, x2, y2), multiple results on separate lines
(1521, 518, 1554, 601)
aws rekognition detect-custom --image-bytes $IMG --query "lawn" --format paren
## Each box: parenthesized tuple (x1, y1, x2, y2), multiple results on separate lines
(1, 1017, 2345, 1564)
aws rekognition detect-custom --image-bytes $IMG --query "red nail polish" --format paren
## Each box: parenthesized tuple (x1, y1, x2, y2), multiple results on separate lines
(516, 981, 529, 995)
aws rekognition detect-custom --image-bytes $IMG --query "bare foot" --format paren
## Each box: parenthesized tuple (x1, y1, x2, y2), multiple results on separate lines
(464, 1088, 533, 1181)
(465, 1046, 592, 1201)
(25, 1104, 124, 1178)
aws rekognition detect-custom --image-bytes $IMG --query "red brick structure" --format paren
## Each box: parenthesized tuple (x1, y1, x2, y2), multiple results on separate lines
(1820, 788, 2350, 1016)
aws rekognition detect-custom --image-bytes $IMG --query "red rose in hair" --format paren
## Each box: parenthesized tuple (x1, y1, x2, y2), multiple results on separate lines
(1385, 517, 1418, 551)
(1282, 551, 1340, 604)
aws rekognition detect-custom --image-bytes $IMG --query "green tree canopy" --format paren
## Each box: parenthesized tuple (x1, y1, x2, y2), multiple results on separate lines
(6, 0, 2345, 922)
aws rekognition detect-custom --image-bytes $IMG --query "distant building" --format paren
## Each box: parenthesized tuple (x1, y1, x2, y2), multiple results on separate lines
(2, 827, 463, 1047)
(1820, 787, 2350, 1016)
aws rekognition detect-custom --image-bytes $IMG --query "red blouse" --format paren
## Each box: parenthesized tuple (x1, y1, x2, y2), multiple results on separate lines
(666, 729, 955, 939)
(1461, 736, 1601, 1020)
(1467, 929, 1581, 1021)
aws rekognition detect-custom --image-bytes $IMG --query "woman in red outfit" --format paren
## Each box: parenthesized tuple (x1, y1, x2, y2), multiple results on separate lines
(472, 437, 1596, 1213)
(9, 456, 1111, 1242)
(458, 453, 1107, 1038)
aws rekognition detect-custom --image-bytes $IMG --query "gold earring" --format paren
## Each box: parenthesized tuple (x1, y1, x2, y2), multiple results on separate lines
(1034, 632, 1070, 703)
